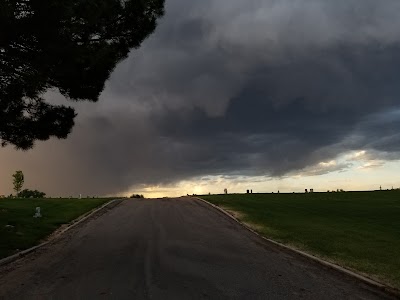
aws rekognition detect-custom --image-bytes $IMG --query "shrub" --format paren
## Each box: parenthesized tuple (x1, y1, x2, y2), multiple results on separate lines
(18, 189, 46, 199)
(130, 194, 144, 199)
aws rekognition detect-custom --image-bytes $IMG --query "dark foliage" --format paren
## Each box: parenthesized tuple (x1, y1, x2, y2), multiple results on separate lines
(12, 170, 24, 193)
(130, 194, 144, 198)
(0, 0, 164, 149)
(18, 188, 46, 198)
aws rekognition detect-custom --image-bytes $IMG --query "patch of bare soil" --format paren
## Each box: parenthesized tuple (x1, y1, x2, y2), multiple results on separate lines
(220, 205, 265, 233)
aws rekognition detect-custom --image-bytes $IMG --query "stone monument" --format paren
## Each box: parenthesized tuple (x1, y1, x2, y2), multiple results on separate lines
(33, 207, 42, 218)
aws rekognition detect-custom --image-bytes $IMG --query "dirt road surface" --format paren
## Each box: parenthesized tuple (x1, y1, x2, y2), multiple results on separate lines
(0, 197, 394, 299)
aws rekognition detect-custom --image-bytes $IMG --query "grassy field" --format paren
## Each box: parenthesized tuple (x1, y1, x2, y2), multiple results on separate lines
(0, 198, 111, 259)
(200, 191, 400, 289)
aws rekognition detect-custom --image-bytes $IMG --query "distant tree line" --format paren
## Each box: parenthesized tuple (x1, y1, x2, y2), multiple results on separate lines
(18, 189, 46, 199)
(9, 170, 46, 198)
(130, 194, 144, 199)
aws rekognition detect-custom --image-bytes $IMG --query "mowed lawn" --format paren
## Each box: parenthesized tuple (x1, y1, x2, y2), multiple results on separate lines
(201, 191, 400, 288)
(0, 198, 110, 259)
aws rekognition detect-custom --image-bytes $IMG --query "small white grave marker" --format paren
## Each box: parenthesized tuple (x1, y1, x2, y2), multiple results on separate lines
(33, 207, 42, 218)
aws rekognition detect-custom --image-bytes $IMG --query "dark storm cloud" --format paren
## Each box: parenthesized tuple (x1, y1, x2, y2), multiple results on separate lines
(2, 0, 400, 195)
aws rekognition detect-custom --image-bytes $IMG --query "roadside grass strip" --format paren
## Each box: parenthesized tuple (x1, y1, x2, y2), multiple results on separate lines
(0, 198, 110, 259)
(200, 191, 400, 289)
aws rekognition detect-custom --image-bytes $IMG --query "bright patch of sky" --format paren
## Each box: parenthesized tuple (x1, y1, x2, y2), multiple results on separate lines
(131, 150, 400, 198)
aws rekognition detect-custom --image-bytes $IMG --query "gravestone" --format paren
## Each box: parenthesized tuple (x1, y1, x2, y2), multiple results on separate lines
(33, 207, 42, 218)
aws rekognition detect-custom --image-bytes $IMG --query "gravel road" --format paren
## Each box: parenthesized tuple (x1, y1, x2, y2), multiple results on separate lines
(0, 197, 395, 299)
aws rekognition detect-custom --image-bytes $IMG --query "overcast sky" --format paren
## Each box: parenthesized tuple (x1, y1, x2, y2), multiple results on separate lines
(1, 0, 400, 197)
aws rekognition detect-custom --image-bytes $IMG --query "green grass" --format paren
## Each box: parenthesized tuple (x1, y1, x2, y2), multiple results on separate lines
(0, 198, 110, 259)
(201, 191, 400, 289)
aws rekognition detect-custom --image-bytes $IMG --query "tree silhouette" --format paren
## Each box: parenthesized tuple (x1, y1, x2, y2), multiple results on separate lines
(0, 0, 164, 149)
(12, 170, 24, 193)
(18, 189, 46, 198)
